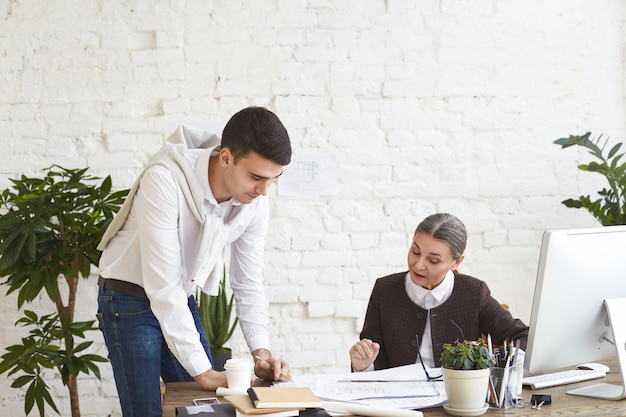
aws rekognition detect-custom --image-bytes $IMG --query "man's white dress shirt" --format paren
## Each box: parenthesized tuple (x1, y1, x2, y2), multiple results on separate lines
(99, 124, 271, 376)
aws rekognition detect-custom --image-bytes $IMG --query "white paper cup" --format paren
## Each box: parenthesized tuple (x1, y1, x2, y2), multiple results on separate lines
(224, 358, 252, 390)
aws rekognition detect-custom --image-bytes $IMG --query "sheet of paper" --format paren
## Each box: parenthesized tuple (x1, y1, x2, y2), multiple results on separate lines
(273, 364, 447, 410)
(277, 152, 337, 196)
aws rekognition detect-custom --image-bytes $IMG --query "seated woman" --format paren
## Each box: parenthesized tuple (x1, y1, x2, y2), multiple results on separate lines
(349, 212, 528, 371)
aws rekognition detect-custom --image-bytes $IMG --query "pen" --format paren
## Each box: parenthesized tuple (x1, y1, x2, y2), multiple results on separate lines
(498, 363, 509, 407)
(338, 379, 425, 383)
(510, 339, 520, 367)
(488, 374, 499, 407)
(494, 350, 501, 367)
(254, 355, 293, 382)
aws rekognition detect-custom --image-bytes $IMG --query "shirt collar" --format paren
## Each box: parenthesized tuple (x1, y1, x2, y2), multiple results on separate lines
(194, 146, 241, 207)
(406, 269, 455, 309)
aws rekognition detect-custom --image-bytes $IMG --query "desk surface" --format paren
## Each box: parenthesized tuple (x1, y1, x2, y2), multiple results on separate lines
(163, 359, 626, 417)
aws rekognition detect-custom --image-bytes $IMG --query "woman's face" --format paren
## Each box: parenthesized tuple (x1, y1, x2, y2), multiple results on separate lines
(407, 231, 464, 290)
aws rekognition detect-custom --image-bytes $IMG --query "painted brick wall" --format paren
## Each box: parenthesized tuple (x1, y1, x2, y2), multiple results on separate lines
(1, 0, 625, 415)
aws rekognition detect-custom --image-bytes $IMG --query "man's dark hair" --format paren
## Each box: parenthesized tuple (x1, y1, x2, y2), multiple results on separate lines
(221, 107, 292, 166)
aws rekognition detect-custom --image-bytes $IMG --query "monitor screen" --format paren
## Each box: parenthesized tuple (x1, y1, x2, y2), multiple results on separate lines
(524, 225, 626, 379)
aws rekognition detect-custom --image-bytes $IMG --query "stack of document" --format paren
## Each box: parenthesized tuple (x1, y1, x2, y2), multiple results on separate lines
(273, 363, 446, 414)
(223, 387, 322, 417)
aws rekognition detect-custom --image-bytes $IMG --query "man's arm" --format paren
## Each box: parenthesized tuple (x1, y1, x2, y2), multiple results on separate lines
(137, 167, 213, 376)
(252, 348, 292, 381)
(228, 197, 293, 379)
(193, 368, 229, 391)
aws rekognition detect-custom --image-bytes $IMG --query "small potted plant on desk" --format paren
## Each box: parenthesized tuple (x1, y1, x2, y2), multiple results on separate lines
(440, 338, 495, 417)
(196, 270, 239, 371)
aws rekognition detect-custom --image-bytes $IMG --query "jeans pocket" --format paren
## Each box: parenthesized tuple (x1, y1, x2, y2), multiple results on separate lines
(111, 292, 151, 316)
(96, 312, 104, 331)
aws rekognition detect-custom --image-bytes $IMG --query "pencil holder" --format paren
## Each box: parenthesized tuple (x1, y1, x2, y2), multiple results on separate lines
(487, 365, 518, 409)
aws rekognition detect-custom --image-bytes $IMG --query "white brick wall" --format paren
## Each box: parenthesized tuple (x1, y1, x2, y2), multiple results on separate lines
(1, 0, 625, 415)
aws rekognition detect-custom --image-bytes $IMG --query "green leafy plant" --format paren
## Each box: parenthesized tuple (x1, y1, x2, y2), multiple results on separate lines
(554, 132, 626, 225)
(0, 165, 128, 417)
(196, 269, 239, 356)
(440, 338, 496, 370)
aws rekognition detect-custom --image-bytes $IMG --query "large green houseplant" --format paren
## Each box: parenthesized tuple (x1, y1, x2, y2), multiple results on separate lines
(554, 132, 626, 225)
(0, 165, 128, 417)
(196, 269, 239, 371)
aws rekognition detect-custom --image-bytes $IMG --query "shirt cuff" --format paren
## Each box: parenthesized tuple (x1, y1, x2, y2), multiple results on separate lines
(352, 363, 375, 372)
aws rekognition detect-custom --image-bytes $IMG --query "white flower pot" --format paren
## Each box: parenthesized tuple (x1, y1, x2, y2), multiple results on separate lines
(442, 367, 490, 416)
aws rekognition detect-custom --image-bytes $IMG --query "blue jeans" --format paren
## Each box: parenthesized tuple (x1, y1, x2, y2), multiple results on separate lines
(97, 287, 213, 417)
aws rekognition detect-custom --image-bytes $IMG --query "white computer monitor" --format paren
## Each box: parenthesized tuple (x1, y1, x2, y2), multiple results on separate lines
(524, 225, 626, 400)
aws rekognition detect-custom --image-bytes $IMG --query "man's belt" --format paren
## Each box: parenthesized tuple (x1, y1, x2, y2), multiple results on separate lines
(98, 276, 148, 299)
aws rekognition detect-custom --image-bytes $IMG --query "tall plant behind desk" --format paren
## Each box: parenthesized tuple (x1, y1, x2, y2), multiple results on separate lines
(196, 269, 239, 371)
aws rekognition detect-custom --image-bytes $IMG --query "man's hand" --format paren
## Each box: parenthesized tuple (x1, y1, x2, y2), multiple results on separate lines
(252, 348, 292, 381)
(194, 368, 228, 391)
(349, 338, 380, 371)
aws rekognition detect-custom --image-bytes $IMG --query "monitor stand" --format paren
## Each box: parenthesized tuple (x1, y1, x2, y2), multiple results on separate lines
(567, 297, 626, 400)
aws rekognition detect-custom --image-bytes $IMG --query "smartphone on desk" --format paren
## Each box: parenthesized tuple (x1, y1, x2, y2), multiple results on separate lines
(193, 397, 220, 405)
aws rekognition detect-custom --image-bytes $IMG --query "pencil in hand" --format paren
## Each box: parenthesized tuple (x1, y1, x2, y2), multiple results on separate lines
(254, 355, 293, 382)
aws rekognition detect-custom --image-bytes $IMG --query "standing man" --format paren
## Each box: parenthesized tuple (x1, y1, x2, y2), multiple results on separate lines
(96, 107, 292, 417)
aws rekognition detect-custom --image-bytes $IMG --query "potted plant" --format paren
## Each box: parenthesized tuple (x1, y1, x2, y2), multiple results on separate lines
(196, 269, 239, 371)
(439, 338, 495, 416)
(0, 165, 128, 417)
(554, 132, 626, 225)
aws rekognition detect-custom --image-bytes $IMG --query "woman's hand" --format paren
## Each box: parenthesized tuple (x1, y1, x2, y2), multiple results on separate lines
(350, 338, 380, 371)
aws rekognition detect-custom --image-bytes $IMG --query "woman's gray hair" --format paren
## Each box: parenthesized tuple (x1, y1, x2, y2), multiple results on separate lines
(414, 213, 467, 259)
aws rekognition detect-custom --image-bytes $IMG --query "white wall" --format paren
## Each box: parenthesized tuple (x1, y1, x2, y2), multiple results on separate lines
(1, 0, 625, 415)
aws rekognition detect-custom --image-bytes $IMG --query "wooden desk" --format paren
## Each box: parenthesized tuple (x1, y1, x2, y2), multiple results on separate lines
(163, 360, 626, 417)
